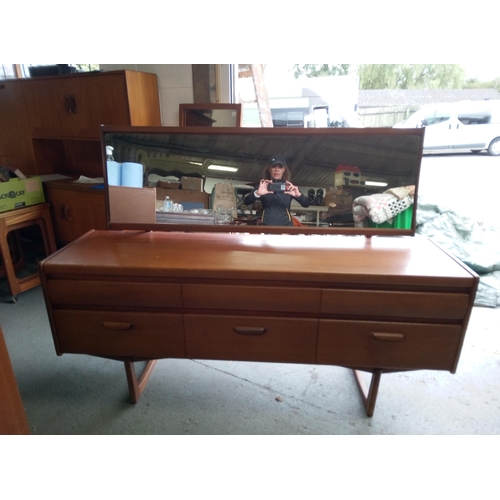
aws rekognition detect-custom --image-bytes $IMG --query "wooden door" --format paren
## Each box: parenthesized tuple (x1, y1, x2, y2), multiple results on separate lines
(0, 80, 36, 174)
(21, 77, 84, 136)
(44, 182, 106, 245)
(21, 71, 160, 139)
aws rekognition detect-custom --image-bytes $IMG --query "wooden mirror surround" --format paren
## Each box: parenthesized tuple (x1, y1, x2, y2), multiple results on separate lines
(179, 103, 242, 127)
(101, 125, 424, 236)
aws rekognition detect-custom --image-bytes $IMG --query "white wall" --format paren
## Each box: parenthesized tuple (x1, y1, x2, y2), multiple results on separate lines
(99, 64, 232, 126)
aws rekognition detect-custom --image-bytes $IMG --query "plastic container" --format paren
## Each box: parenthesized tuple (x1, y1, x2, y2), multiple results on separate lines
(163, 196, 172, 212)
(106, 146, 121, 186)
(369, 206, 413, 229)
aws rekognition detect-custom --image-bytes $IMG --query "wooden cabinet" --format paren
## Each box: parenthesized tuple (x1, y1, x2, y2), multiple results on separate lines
(43, 180, 106, 245)
(0, 70, 161, 242)
(1, 71, 161, 176)
(39, 231, 479, 416)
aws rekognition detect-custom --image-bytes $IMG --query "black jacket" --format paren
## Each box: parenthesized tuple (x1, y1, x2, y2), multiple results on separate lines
(244, 190, 311, 226)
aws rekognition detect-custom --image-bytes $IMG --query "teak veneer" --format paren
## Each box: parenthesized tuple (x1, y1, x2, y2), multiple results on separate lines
(39, 230, 478, 416)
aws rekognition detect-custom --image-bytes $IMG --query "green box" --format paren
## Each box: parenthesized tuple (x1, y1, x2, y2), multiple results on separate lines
(369, 206, 413, 229)
(0, 177, 45, 213)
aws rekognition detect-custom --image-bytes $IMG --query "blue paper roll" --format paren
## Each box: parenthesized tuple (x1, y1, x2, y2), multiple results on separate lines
(106, 161, 122, 186)
(121, 162, 143, 188)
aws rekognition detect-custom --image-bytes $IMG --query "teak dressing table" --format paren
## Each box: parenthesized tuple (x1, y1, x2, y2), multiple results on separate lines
(39, 126, 478, 416)
(39, 230, 478, 416)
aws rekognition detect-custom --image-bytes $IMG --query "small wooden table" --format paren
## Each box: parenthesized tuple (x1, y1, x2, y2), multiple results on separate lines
(40, 230, 478, 416)
(0, 203, 56, 302)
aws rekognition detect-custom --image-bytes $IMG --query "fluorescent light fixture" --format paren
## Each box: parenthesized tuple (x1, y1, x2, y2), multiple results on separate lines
(207, 165, 239, 172)
(365, 181, 388, 187)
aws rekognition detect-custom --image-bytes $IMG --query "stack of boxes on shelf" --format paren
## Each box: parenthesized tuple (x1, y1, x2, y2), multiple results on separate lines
(322, 165, 369, 225)
(155, 176, 209, 212)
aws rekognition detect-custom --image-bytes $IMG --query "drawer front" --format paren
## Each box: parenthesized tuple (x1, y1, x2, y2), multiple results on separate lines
(53, 310, 184, 358)
(47, 280, 182, 309)
(321, 290, 470, 320)
(183, 285, 321, 314)
(185, 314, 318, 364)
(317, 320, 462, 370)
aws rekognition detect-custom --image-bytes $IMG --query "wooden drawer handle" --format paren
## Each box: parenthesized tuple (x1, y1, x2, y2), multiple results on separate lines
(102, 321, 133, 331)
(372, 333, 405, 342)
(234, 327, 267, 336)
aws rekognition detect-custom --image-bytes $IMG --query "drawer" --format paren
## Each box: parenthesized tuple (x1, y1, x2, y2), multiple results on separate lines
(47, 280, 183, 309)
(317, 320, 462, 370)
(183, 284, 321, 314)
(321, 290, 470, 320)
(53, 310, 185, 358)
(184, 314, 318, 363)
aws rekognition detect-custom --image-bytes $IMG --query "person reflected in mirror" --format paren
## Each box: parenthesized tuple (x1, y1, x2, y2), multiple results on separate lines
(243, 154, 311, 226)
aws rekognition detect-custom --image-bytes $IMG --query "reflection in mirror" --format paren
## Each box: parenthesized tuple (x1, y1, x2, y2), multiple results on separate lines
(179, 103, 242, 127)
(101, 126, 424, 236)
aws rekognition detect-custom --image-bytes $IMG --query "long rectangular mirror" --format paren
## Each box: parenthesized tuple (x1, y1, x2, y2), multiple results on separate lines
(100, 126, 424, 236)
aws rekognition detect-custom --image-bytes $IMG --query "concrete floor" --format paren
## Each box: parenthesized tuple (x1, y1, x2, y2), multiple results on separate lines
(1, 278, 499, 435)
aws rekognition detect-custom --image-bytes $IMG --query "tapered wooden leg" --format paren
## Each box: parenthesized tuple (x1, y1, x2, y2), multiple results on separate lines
(124, 359, 157, 404)
(353, 369, 383, 417)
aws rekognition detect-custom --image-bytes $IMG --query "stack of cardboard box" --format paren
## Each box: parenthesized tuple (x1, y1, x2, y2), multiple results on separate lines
(155, 175, 209, 211)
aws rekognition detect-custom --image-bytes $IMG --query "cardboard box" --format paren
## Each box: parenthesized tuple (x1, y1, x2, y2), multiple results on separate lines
(180, 176, 203, 191)
(157, 180, 181, 190)
(323, 187, 353, 207)
(156, 187, 209, 208)
(0, 177, 45, 213)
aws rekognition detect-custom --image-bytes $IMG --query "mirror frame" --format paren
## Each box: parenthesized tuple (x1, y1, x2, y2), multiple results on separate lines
(101, 125, 424, 237)
(179, 103, 242, 127)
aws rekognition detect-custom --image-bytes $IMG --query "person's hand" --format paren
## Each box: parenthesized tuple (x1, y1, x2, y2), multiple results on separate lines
(255, 179, 270, 196)
(285, 181, 300, 197)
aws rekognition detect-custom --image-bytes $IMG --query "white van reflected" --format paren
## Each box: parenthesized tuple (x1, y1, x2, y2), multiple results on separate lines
(394, 100, 500, 155)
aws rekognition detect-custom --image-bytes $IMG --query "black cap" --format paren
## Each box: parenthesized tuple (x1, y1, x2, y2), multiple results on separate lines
(269, 154, 287, 167)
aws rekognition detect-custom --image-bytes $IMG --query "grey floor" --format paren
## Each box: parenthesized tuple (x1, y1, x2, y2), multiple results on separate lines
(1, 277, 499, 435)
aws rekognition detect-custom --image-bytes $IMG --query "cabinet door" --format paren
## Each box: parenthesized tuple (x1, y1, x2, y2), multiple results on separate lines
(21, 74, 130, 138)
(68, 73, 130, 135)
(21, 78, 85, 137)
(0, 80, 36, 174)
(44, 184, 106, 244)
(21, 72, 158, 139)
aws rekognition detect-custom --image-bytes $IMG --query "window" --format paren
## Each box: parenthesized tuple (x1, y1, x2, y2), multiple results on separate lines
(422, 109, 451, 126)
(458, 111, 491, 125)
(0, 64, 100, 80)
(0, 64, 20, 79)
